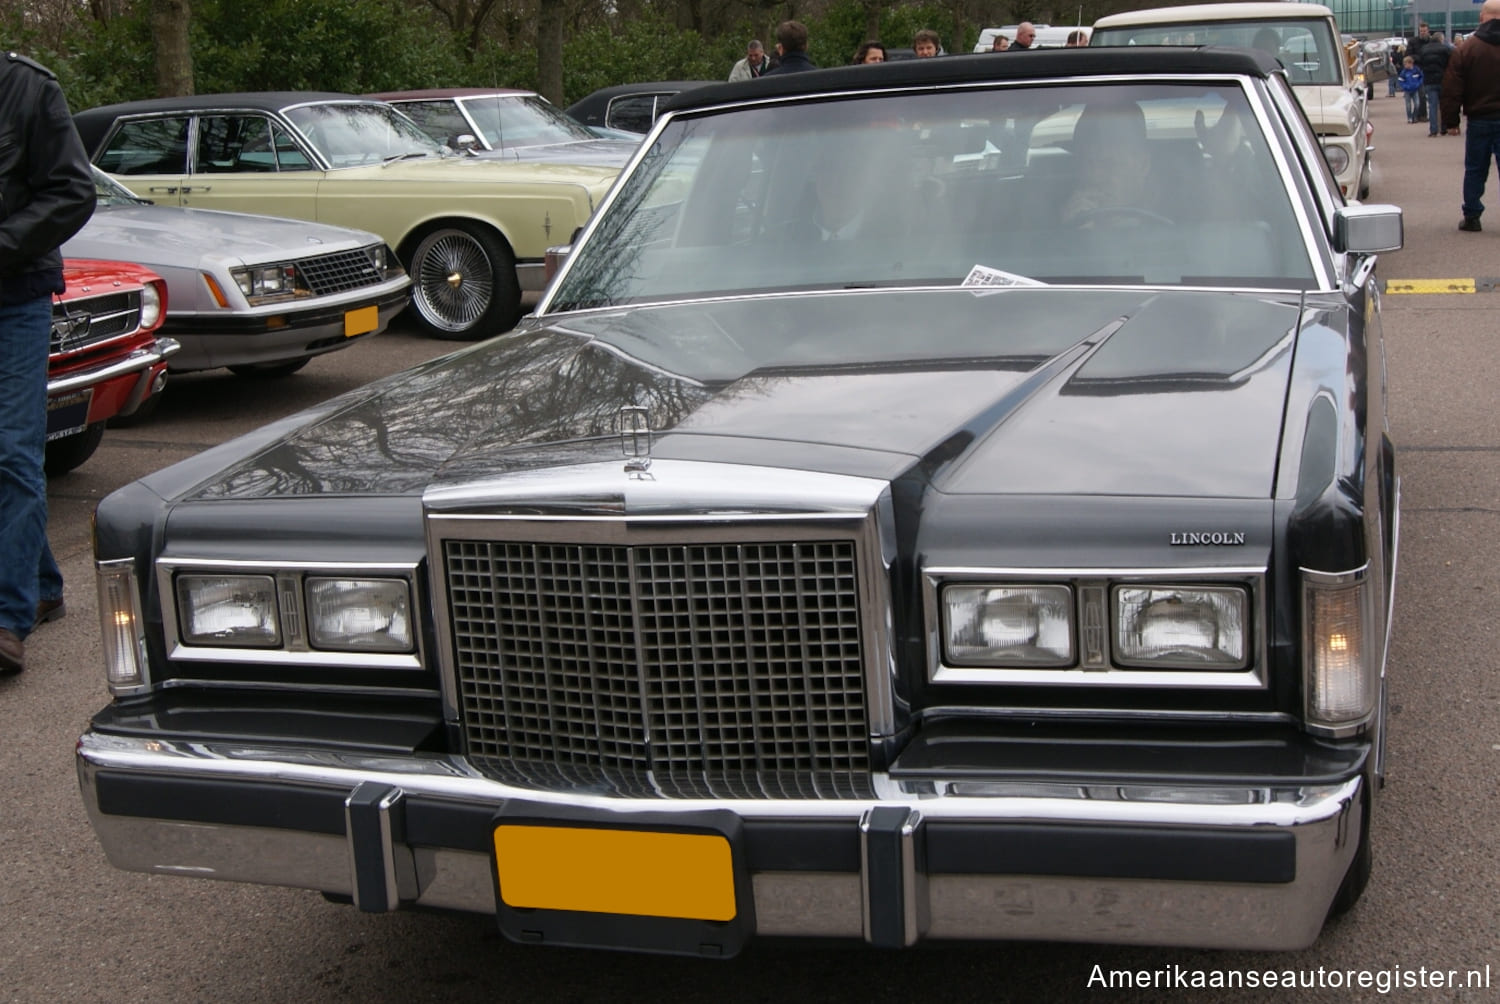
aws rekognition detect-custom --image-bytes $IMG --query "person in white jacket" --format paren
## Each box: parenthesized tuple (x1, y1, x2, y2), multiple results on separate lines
(728, 40, 774, 81)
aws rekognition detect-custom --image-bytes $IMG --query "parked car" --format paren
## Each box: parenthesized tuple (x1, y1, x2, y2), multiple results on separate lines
(64, 167, 410, 382)
(72, 93, 619, 340)
(1091, 2, 1374, 199)
(47, 259, 176, 474)
(367, 88, 638, 168)
(564, 81, 716, 134)
(78, 48, 1401, 957)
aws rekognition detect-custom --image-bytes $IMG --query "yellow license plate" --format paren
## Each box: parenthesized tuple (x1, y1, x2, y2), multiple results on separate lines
(343, 305, 379, 337)
(494, 824, 736, 922)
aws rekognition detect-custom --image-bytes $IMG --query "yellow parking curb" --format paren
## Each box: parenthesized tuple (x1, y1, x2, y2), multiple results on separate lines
(1383, 278, 1478, 294)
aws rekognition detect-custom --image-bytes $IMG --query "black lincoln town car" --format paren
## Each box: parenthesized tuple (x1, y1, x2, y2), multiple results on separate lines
(78, 48, 1401, 957)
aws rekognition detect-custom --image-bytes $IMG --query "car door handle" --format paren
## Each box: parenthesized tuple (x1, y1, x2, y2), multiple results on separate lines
(147, 186, 180, 195)
(181, 185, 212, 193)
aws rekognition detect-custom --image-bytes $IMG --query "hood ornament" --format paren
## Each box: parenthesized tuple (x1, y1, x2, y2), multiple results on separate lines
(619, 405, 652, 475)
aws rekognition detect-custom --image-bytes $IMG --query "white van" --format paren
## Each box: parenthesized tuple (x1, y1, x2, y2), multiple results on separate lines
(974, 25, 1088, 50)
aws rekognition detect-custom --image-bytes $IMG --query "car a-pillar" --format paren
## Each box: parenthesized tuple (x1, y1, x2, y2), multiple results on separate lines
(400, 220, 521, 341)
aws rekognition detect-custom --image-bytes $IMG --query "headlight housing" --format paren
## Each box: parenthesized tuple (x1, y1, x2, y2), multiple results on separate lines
(139, 281, 164, 329)
(943, 584, 1074, 667)
(231, 263, 305, 303)
(1114, 585, 1248, 669)
(1322, 142, 1351, 177)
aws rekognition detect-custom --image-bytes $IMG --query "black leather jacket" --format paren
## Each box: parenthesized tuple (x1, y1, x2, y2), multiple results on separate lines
(0, 52, 94, 303)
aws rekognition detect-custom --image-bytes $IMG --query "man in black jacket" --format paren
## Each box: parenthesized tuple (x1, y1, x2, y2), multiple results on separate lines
(0, 51, 95, 675)
(1419, 29, 1455, 134)
(1444, 0, 1500, 230)
(763, 21, 816, 75)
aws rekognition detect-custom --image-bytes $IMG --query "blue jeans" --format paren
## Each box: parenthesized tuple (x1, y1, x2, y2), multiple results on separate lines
(1426, 83, 1444, 134)
(0, 296, 60, 638)
(1404, 90, 1421, 121)
(1462, 118, 1500, 219)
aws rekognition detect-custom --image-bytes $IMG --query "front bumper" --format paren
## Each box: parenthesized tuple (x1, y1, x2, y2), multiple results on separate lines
(77, 729, 1365, 954)
(161, 284, 410, 371)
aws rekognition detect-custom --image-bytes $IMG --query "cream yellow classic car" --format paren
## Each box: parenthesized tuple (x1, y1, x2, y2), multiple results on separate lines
(73, 92, 621, 339)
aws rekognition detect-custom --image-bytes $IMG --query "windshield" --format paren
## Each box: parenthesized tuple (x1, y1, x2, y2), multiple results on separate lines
(549, 82, 1315, 312)
(1091, 20, 1345, 85)
(91, 165, 146, 205)
(284, 102, 444, 167)
(460, 94, 596, 149)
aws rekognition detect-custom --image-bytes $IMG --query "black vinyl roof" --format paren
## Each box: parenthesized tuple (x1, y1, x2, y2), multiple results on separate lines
(73, 91, 371, 153)
(662, 47, 1278, 116)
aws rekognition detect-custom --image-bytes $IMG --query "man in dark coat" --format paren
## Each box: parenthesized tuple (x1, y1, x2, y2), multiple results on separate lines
(1419, 28, 1455, 134)
(763, 21, 816, 75)
(1443, 0, 1500, 230)
(0, 51, 95, 674)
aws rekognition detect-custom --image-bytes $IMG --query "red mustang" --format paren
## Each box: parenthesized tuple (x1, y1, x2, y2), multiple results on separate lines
(46, 259, 178, 475)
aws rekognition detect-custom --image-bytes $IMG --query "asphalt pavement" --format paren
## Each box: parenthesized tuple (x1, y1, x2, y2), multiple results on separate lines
(2, 91, 1498, 1002)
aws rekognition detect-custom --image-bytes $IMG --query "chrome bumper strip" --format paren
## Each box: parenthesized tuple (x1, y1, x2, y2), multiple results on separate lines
(77, 731, 1362, 951)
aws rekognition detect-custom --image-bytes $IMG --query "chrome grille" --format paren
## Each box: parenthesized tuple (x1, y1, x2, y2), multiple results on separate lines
(446, 537, 873, 798)
(296, 248, 384, 296)
(50, 290, 141, 356)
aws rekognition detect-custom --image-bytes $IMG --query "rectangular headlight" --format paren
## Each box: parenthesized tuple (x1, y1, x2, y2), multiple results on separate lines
(1114, 585, 1247, 669)
(1303, 567, 1374, 730)
(943, 584, 1074, 667)
(231, 263, 301, 302)
(176, 573, 280, 647)
(306, 577, 413, 653)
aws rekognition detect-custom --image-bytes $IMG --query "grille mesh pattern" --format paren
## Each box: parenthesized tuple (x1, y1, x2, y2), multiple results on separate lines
(297, 248, 383, 295)
(50, 291, 140, 355)
(447, 537, 872, 799)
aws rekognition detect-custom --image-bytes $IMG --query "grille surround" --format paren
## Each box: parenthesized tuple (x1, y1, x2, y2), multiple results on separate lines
(426, 464, 897, 801)
(50, 290, 141, 356)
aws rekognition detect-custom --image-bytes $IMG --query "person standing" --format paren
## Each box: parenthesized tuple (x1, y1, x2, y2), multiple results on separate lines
(913, 29, 941, 58)
(1411, 21, 1434, 119)
(762, 21, 815, 75)
(1420, 30, 1455, 134)
(728, 40, 773, 82)
(991, 34, 1010, 52)
(0, 51, 95, 675)
(1399, 55, 1424, 123)
(1011, 23, 1037, 50)
(1443, 0, 1500, 231)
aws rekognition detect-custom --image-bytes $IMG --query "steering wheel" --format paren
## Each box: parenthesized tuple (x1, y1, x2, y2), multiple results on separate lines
(1068, 206, 1175, 227)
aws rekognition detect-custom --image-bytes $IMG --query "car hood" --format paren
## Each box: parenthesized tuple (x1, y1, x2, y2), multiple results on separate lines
(182, 288, 1308, 503)
(475, 139, 639, 168)
(340, 155, 619, 191)
(65, 204, 380, 269)
(1294, 84, 1361, 135)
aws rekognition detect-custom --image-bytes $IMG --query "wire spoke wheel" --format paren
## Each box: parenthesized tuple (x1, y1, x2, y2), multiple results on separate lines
(406, 224, 518, 340)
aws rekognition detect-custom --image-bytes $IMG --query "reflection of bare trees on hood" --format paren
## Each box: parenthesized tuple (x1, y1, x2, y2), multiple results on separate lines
(193, 329, 714, 499)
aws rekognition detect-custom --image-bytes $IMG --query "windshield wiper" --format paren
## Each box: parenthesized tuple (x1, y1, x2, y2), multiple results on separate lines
(381, 151, 431, 166)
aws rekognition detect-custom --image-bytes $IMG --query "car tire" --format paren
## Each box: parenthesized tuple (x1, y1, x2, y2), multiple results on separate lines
(44, 421, 106, 476)
(1357, 155, 1372, 200)
(228, 358, 312, 379)
(403, 222, 521, 341)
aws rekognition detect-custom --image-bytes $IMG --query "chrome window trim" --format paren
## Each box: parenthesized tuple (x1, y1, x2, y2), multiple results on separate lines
(156, 556, 423, 669)
(924, 565, 1268, 689)
(538, 74, 1335, 316)
(423, 461, 899, 739)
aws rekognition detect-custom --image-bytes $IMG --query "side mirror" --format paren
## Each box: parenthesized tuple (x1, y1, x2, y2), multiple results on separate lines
(454, 133, 478, 153)
(1334, 204, 1402, 254)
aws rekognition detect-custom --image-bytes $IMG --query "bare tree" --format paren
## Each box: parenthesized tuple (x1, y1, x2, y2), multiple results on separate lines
(151, 0, 193, 97)
(538, 0, 564, 104)
(424, 0, 504, 53)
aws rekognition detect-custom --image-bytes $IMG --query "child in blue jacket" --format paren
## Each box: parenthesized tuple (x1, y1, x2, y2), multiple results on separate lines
(1398, 56, 1424, 123)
